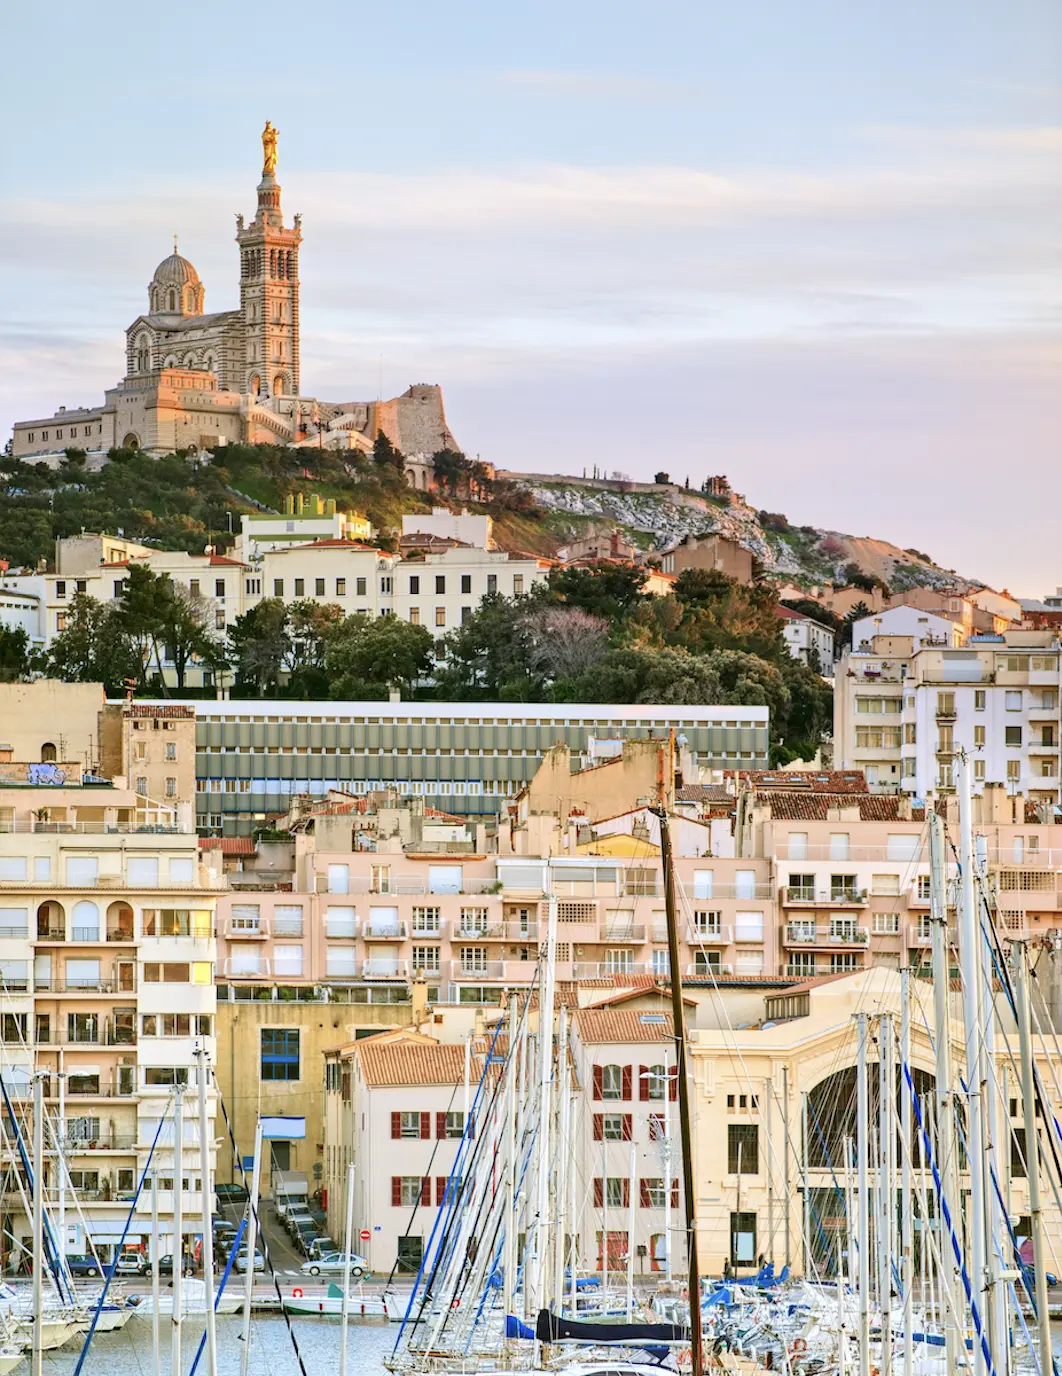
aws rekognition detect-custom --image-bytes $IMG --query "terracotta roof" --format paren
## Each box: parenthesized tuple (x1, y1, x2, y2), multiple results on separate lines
(586, 987, 696, 1010)
(676, 784, 732, 804)
(207, 555, 248, 567)
(425, 807, 468, 824)
(733, 770, 869, 794)
(575, 1008, 676, 1044)
(355, 1038, 466, 1087)
(123, 705, 195, 719)
(760, 792, 905, 821)
(283, 538, 385, 553)
(199, 837, 255, 854)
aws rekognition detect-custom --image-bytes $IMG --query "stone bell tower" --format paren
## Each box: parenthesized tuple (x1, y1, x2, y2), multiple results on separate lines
(236, 121, 302, 399)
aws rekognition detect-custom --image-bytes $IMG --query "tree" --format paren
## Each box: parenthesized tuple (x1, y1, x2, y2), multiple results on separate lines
(526, 606, 609, 681)
(325, 615, 433, 699)
(548, 562, 647, 620)
(431, 448, 470, 498)
(287, 600, 345, 695)
(227, 599, 292, 696)
(112, 565, 178, 693)
(436, 592, 542, 700)
(372, 431, 404, 472)
(47, 594, 138, 693)
(160, 585, 225, 690)
(0, 625, 30, 682)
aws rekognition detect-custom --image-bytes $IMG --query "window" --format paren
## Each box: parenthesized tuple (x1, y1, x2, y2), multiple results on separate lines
(727, 1123, 759, 1174)
(435, 575, 446, 594)
(380, 576, 393, 595)
(439, 1111, 465, 1139)
(1007, 760, 1021, 781)
(409, 575, 420, 594)
(144, 1067, 188, 1086)
(975, 690, 986, 710)
(974, 725, 985, 747)
(460, 574, 471, 594)
(412, 946, 440, 973)
(461, 606, 472, 624)
(487, 574, 497, 594)
(692, 910, 722, 937)
(1006, 691, 1023, 710)
(394, 1176, 429, 1207)
(0, 1014, 26, 1043)
(937, 692, 955, 715)
(640, 1178, 679, 1208)
(975, 760, 986, 780)
(904, 723, 916, 744)
(786, 833, 808, 861)
(314, 578, 325, 597)
(734, 911, 764, 942)
(335, 578, 346, 595)
(830, 952, 860, 972)
(598, 1113, 631, 1142)
(788, 873, 814, 900)
(871, 874, 900, 895)
(1005, 726, 1022, 746)
(356, 577, 366, 596)
(273, 579, 284, 597)
(596, 1064, 628, 1101)
(395, 1110, 427, 1139)
(261, 1028, 300, 1081)
(459, 946, 487, 974)
(513, 575, 524, 594)
(592, 1178, 630, 1209)
(435, 608, 446, 627)
(787, 952, 815, 977)
(56, 580, 66, 598)
(294, 578, 305, 596)
(693, 951, 721, 974)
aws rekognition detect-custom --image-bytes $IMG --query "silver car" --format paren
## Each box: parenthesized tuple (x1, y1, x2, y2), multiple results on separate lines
(300, 1251, 368, 1280)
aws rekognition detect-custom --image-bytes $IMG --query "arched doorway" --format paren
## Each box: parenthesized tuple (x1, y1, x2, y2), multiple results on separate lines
(249, 374, 261, 397)
(272, 373, 288, 397)
(122, 434, 140, 451)
(40, 742, 57, 762)
(37, 900, 64, 941)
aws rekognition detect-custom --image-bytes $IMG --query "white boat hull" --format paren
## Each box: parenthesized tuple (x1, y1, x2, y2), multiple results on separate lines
(283, 1290, 403, 1320)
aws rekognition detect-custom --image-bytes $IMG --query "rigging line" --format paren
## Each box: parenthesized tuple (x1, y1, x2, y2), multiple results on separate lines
(0, 1070, 68, 1302)
(901, 1059, 999, 1376)
(72, 1096, 172, 1376)
(208, 1068, 308, 1376)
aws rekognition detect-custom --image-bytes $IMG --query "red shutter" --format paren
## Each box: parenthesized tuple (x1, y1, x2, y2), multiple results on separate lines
(671, 1180, 680, 1207)
(621, 1066, 632, 1101)
(420, 1176, 431, 1205)
(639, 1178, 650, 1208)
(436, 1112, 447, 1140)
(436, 1176, 447, 1206)
(593, 1114, 603, 1141)
(622, 1178, 630, 1207)
(420, 1111, 431, 1139)
(638, 1065, 649, 1102)
(669, 1066, 678, 1102)
(593, 1178, 603, 1208)
(391, 1176, 401, 1206)
(622, 1114, 632, 1141)
(593, 1066, 603, 1100)
(391, 1111, 401, 1140)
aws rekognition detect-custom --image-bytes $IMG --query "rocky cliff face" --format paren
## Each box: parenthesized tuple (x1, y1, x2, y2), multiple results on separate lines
(512, 479, 976, 591)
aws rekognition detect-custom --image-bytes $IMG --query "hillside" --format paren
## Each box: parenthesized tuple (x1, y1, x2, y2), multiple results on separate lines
(0, 443, 982, 596)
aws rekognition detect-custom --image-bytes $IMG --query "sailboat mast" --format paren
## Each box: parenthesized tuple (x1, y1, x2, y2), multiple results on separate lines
(656, 807, 703, 1376)
(929, 810, 960, 1371)
(31, 1072, 43, 1376)
(1012, 940, 1052, 1376)
(900, 970, 913, 1376)
(856, 1013, 870, 1376)
(529, 890, 557, 1328)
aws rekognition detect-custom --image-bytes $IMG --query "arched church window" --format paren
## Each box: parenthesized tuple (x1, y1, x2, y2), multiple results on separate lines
(250, 374, 261, 396)
(167, 290, 176, 311)
(273, 374, 285, 397)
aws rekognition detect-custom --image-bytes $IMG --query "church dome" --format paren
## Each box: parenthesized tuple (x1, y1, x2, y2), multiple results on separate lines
(151, 251, 201, 288)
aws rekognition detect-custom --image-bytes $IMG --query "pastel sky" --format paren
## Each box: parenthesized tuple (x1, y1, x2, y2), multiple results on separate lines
(2, 0, 1060, 592)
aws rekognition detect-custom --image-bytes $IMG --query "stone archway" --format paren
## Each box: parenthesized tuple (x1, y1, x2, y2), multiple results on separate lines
(122, 433, 141, 451)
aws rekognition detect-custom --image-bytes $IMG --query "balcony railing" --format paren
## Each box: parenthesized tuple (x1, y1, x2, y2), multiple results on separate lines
(686, 883, 773, 901)
(272, 918, 304, 938)
(412, 922, 446, 939)
(318, 874, 499, 897)
(324, 917, 357, 939)
(363, 959, 410, 980)
(784, 924, 870, 947)
(0, 821, 186, 835)
(456, 922, 505, 940)
(782, 887, 868, 907)
(64, 1134, 138, 1152)
(600, 924, 647, 943)
(225, 917, 268, 940)
(363, 921, 408, 941)
(569, 961, 657, 980)
(33, 978, 135, 994)
(222, 957, 269, 978)
(686, 962, 734, 977)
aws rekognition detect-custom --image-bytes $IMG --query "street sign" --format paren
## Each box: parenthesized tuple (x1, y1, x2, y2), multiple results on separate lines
(360, 1230, 371, 1242)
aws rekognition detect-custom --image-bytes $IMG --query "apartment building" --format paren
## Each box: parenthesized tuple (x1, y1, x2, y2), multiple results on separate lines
(237, 495, 374, 559)
(189, 701, 770, 830)
(392, 545, 549, 644)
(776, 607, 836, 669)
(0, 754, 218, 1266)
(835, 629, 1062, 801)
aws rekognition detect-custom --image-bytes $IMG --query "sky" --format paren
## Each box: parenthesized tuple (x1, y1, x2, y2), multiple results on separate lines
(1, 0, 1060, 593)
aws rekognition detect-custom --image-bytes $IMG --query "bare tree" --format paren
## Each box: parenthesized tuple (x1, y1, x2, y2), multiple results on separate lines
(526, 606, 609, 680)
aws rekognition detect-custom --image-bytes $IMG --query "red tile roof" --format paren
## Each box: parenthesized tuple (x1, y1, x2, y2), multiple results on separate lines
(733, 770, 869, 793)
(124, 705, 195, 719)
(760, 793, 906, 821)
(575, 1008, 676, 1044)
(284, 538, 385, 553)
(199, 837, 255, 854)
(356, 1038, 466, 1087)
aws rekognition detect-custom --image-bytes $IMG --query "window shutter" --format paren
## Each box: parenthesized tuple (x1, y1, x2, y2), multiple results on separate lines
(391, 1112, 401, 1140)
(621, 1066, 632, 1101)
(436, 1112, 447, 1140)
(420, 1176, 431, 1205)
(669, 1066, 678, 1101)
(391, 1176, 401, 1206)
(639, 1178, 650, 1208)
(436, 1176, 447, 1206)
(671, 1180, 680, 1208)
(420, 1111, 431, 1139)
(622, 1114, 632, 1142)
(622, 1178, 630, 1207)
(593, 1114, 603, 1141)
(593, 1066, 603, 1100)
(639, 1064, 649, 1102)
(593, 1178, 603, 1208)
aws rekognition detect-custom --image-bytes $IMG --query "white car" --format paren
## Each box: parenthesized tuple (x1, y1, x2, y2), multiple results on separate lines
(300, 1251, 368, 1279)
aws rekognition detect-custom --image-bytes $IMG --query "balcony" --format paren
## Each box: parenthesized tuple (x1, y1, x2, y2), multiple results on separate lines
(687, 883, 773, 901)
(570, 961, 656, 980)
(782, 886, 868, 907)
(504, 920, 539, 941)
(600, 923, 647, 944)
(451, 959, 506, 981)
(908, 885, 932, 908)
(64, 1134, 138, 1153)
(654, 922, 731, 944)
(455, 922, 505, 941)
(363, 920, 408, 941)
(411, 921, 446, 939)
(56, 1022, 137, 1047)
(784, 923, 869, 948)
(686, 962, 734, 977)
(324, 916, 358, 939)
(1028, 739, 1059, 755)
(225, 917, 269, 940)
(33, 978, 135, 995)
(362, 958, 410, 980)
(222, 957, 270, 978)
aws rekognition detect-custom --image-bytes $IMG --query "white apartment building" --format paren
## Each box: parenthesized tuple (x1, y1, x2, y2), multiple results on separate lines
(393, 546, 550, 645)
(401, 509, 493, 549)
(0, 760, 219, 1267)
(777, 608, 836, 669)
(835, 630, 1061, 802)
(237, 498, 373, 560)
(852, 606, 964, 650)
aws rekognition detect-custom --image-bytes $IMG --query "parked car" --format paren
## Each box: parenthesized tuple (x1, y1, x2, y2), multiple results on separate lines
(284, 1206, 313, 1234)
(306, 1237, 336, 1261)
(234, 1248, 265, 1273)
(215, 1183, 249, 1205)
(139, 1254, 176, 1277)
(213, 1219, 238, 1242)
(300, 1252, 368, 1280)
(293, 1222, 320, 1256)
(65, 1254, 103, 1278)
(114, 1251, 145, 1276)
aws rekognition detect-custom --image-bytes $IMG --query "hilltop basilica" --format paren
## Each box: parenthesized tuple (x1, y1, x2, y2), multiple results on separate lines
(11, 124, 456, 482)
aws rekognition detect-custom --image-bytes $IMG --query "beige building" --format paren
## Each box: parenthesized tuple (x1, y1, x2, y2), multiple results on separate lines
(659, 534, 754, 585)
(10, 130, 459, 463)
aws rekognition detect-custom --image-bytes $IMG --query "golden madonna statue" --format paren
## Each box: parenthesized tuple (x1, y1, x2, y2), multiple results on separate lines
(262, 121, 278, 176)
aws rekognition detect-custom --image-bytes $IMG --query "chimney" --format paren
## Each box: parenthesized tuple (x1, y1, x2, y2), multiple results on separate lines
(411, 978, 429, 1027)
